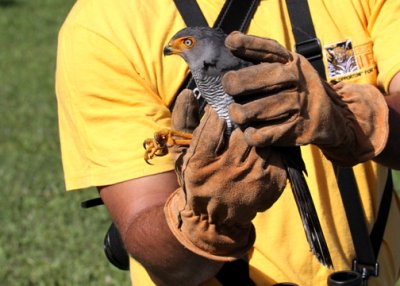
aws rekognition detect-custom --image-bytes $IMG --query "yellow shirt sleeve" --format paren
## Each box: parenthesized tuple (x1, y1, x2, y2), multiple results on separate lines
(56, 23, 175, 190)
(368, 0, 400, 91)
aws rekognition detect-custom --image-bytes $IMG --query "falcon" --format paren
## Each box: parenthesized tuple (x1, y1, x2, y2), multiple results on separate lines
(144, 27, 332, 267)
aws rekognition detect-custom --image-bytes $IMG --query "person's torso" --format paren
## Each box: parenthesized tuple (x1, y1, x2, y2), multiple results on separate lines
(64, 0, 399, 285)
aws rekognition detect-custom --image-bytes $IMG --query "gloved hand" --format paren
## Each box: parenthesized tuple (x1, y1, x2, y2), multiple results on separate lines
(165, 90, 287, 261)
(222, 31, 389, 166)
(169, 89, 200, 166)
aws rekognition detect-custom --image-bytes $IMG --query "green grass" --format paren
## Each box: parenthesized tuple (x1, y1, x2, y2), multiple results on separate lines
(0, 0, 129, 285)
(0, 0, 399, 285)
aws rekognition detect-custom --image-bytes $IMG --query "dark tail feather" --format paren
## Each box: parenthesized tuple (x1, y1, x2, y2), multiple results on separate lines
(283, 148, 333, 268)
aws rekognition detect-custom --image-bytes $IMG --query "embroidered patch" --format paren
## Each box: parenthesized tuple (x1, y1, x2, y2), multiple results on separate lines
(324, 40, 359, 78)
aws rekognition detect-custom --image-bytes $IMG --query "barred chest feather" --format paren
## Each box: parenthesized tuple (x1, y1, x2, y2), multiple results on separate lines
(192, 70, 236, 133)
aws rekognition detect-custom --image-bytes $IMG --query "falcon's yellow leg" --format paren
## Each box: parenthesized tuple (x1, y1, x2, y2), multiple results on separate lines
(143, 129, 192, 164)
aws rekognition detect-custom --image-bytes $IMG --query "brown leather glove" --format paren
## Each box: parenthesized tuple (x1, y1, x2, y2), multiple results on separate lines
(169, 89, 200, 164)
(165, 90, 287, 261)
(222, 31, 389, 166)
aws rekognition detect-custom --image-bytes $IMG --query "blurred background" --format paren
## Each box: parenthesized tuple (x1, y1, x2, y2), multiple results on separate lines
(0, 0, 399, 285)
(0, 0, 129, 284)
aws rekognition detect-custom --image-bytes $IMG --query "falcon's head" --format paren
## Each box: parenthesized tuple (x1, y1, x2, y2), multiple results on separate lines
(163, 27, 237, 75)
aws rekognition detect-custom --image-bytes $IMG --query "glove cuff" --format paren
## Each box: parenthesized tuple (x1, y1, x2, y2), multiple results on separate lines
(321, 83, 389, 166)
(164, 188, 255, 262)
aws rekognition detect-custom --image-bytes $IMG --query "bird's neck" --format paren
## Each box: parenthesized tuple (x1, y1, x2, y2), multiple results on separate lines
(191, 70, 224, 102)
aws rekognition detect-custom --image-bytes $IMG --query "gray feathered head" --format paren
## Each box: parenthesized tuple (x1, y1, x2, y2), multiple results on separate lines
(164, 27, 245, 76)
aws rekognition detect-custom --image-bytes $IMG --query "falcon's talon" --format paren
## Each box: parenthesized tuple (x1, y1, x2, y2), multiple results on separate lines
(143, 129, 193, 163)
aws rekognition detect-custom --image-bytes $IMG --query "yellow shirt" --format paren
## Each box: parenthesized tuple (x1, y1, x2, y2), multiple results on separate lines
(56, 0, 400, 285)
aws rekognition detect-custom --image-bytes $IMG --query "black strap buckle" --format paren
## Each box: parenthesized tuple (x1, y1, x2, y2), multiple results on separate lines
(295, 38, 322, 61)
(352, 259, 379, 280)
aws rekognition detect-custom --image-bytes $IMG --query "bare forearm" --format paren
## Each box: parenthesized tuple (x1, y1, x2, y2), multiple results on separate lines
(98, 172, 223, 286)
(124, 204, 223, 285)
(374, 93, 400, 170)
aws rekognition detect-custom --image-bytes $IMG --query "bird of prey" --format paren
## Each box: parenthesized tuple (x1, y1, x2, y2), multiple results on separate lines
(145, 27, 332, 267)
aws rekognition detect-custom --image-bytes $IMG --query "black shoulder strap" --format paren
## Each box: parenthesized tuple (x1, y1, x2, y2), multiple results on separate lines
(370, 169, 393, 258)
(285, 0, 326, 79)
(213, 0, 260, 34)
(173, 1, 260, 285)
(286, 0, 393, 279)
(173, 0, 208, 28)
(174, 0, 260, 31)
(333, 166, 375, 265)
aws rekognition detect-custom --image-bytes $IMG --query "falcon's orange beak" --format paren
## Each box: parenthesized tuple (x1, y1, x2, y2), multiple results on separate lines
(163, 40, 182, 56)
